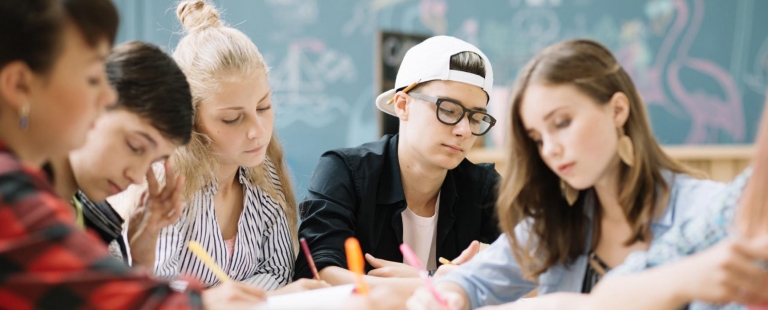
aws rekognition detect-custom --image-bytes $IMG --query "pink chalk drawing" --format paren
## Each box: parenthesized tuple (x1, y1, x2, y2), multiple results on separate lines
(618, 6, 675, 112)
(644, 0, 675, 36)
(617, 21, 652, 90)
(666, 0, 744, 143)
(618, 0, 745, 143)
(745, 36, 768, 95)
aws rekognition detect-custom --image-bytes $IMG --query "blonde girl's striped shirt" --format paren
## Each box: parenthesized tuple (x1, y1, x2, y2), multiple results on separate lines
(152, 162, 295, 290)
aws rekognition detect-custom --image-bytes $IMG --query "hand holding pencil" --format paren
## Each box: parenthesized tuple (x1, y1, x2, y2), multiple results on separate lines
(188, 240, 231, 282)
(187, 241, 268, 308)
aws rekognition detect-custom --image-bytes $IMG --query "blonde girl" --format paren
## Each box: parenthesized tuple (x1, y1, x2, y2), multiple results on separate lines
(127, 0, 325, 294)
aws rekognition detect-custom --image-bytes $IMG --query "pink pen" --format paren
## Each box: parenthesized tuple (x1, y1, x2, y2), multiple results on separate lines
(400, 243, 450, 310)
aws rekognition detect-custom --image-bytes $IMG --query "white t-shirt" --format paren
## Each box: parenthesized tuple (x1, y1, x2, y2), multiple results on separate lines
(402, 193, 440, 270)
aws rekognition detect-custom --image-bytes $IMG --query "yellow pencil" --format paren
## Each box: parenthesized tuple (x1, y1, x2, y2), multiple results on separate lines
(386, 81, 420, 105)
(187, 240, 231, 283)
(438, 257, 455, 266)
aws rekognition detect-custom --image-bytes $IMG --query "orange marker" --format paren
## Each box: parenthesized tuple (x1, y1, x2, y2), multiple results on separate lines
(345, 237, 369, 295)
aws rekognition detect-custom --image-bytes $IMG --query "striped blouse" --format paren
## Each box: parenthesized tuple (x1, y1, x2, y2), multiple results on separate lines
(153, 161, 295, 290)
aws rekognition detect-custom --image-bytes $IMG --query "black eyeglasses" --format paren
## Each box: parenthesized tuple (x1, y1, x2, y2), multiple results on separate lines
(408, 92, 496, 136)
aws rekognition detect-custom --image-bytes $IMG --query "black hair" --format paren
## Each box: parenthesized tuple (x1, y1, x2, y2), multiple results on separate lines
(449, 51, 486, 78)
(106, 41, 193, 145)
(0, 0, 119, 73)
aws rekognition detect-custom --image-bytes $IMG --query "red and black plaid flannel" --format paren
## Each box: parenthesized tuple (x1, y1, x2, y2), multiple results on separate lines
(0, 141, 203, 309)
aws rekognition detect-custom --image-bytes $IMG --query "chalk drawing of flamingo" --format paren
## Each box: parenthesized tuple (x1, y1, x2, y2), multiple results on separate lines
(618, 1, 676, 113)
(745, 36, 768, 95)
(666, 0, 745, 143)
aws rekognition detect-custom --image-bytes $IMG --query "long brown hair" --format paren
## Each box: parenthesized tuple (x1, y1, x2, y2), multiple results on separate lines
(498, 39, 695, 280)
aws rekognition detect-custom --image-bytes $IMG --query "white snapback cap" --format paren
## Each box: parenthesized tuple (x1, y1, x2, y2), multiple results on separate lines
(375, 35, 494, 116)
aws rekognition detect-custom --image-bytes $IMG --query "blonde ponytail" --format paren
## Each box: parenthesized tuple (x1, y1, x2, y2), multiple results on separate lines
(176, 0, 223, 33)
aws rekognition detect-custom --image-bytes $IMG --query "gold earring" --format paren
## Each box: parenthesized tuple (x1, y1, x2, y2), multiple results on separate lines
(19, 103, 29, 130)
(560, 179, 579, 206)
(617, 127, 634, 166)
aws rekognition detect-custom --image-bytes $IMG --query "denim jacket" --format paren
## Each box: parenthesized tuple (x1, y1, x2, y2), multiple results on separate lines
(611, 169, 753, 310)
(436, 172, 726, 309)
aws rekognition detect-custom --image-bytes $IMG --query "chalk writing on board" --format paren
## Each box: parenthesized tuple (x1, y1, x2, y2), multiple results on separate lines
(343, 0, 376, 36)
(377, 0, 447, 36)
(510, 7, 561, 55)
(265, 0, 318, 40)
(270, 38, 357, 128)
(477, 5, 570, 86)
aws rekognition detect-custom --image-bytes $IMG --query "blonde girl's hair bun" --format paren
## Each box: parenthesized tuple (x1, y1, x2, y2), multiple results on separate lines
(176, 0, 223, 33)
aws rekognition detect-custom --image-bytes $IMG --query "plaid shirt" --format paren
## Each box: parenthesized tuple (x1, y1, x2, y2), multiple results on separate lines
(0, 141, 203, 309)
(610, 168, 753, 310)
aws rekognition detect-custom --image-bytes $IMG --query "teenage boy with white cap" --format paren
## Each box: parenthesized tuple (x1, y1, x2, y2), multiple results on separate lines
(294, 36, 501, 288)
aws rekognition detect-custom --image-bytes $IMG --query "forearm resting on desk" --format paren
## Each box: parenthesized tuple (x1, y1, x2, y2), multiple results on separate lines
(589, 264, 693, 310)
(320, 266, 421, 289)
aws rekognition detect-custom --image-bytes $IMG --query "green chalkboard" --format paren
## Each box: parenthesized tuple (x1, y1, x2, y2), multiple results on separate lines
(111, 0, 768, 196)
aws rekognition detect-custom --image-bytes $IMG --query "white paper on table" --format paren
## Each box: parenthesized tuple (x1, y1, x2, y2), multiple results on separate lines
(255, 284, 356, 310)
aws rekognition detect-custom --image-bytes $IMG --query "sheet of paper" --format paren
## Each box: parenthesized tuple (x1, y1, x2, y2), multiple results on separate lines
(255, 284, 356, 310)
